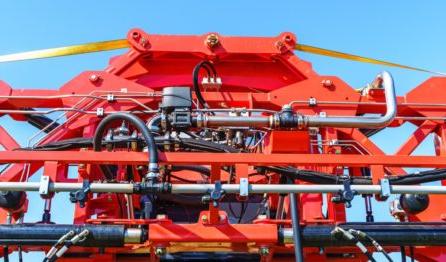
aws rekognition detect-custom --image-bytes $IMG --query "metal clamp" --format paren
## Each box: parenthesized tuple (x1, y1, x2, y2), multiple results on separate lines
(39, 175, 51, 197)
(106, 93, 115, 102)
(239, 177, 249, 197)
(380, 178, 391, 199)
(308, 97, 317, 107)
(96, 107, 104, 117)
(69, 180, 91, 208)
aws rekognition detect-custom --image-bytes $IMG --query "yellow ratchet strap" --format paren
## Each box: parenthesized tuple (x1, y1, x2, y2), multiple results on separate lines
(0, 37, 443, 75)
(295, 43, 446, 76)
(0, 39, 129, 63)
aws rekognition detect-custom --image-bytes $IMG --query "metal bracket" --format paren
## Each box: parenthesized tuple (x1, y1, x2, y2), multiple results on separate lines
(96, 108, 104, 117)
(239, 177, 249, 197)
(308, 97, 317, 107)
(107, 93, 115, 102)
(39, 175, 50, 197)
(380, 178, 391, 199)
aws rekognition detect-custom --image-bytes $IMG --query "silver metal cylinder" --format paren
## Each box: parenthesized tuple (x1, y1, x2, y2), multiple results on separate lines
(124, 228, 143, 244)
(194, 115, 272, 128)
(306, 71, 397, 128)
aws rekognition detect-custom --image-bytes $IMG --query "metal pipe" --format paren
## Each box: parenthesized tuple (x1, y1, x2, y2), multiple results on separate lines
(280, 222, 446, 247)
(193, 115, 271, 128)
(289, 193, 303, 262)
(3, 182, 446, 195)
(306, 71, 397, 128)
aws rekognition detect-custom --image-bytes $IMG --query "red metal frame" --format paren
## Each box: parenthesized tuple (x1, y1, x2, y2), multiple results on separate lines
(2, 28, 446, 261)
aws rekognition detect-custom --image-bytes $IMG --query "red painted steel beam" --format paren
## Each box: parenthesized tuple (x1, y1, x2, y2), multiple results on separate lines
(149, 223, 277, 243)
(1, 151, 446, 168)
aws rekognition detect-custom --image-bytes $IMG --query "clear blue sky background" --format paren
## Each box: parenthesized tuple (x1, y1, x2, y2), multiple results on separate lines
(0, 1, 445, 261)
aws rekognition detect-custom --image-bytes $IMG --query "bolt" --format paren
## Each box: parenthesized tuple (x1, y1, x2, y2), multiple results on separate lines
(139, 37, 148, 47)
(201, 215, 208, 223)
(89, 74, 100, 82)
(284, 35, 293, 43)
(132, 32, 140, 40)
(206, 34, 219, 48)
(259, 247, 270, 256)
(156, 214, 167, 220)
(154, 247, 166, 257)
(257, 214, 267, 220)
(321, 79, 334, 88)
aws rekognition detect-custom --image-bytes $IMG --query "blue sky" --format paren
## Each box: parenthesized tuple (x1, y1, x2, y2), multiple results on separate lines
(1, 1, 445, 261)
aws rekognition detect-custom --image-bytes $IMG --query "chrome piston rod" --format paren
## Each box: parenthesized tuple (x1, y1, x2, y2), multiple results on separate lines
(2, 182, 446, 195)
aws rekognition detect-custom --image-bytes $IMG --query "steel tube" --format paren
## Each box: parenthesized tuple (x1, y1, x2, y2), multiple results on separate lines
(194, 115, 271, 128)
(280, 222, 446, 247)
(289, 193, 303, 262)
(171, 184, 382, 194)
(0, 182, 134, 193)
(3, 182, 446, 195)
(306, 71, 397, 128)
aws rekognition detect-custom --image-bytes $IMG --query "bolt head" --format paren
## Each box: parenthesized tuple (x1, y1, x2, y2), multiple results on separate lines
(259, 247, 270, 256)
(201, 215, 208, 222)
(206, 34, 219, 48)
(321, 79, 333, 88)
(89, 74, 100, 82)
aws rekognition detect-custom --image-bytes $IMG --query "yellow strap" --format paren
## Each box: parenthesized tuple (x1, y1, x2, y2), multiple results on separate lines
(295, 43, 446, 76)
(0, 39, 128, 63)
(0, 38, 443, 76)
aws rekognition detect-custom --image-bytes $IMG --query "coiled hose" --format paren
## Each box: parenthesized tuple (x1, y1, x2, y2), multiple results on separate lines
(93, 113, 159, 178)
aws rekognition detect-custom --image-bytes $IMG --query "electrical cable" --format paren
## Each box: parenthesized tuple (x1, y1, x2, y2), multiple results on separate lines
(401, 246, 407, 262)
(409, 246, 415, 262)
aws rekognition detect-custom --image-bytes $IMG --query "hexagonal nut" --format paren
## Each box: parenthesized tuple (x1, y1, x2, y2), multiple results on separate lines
(154, 247, 166, 257)
(259, 247, 270, 256)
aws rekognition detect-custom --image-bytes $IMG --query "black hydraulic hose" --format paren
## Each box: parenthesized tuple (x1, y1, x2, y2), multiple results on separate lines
(0, 224, 126, 247)
(22, 108, 60, 133)
(192, 61, 216, 109)
(389, 168, 446, 185)
(93, 113, 159, 177)
(171, 165, 211, 177)
(264, 166, 446, 186)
